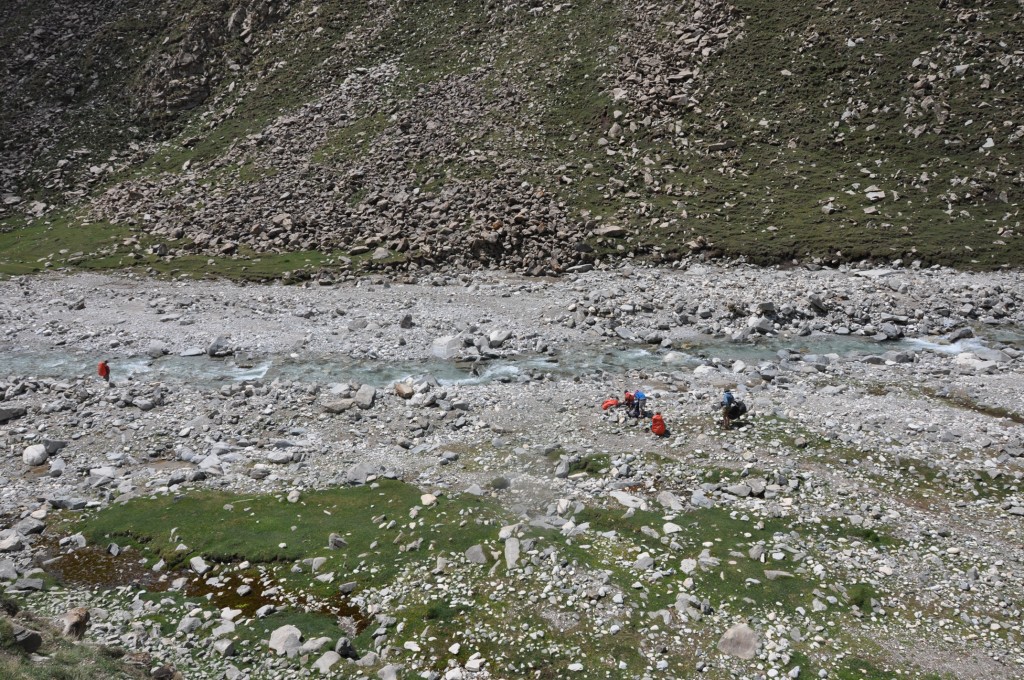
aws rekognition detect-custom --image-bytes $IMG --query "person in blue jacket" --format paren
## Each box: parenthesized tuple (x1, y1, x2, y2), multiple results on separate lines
(633, 389, 647, 417)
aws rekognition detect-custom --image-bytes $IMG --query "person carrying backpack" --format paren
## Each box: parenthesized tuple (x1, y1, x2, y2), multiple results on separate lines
(98, 360, 111, 385)
(721, 390, 735, 409)
(634, 389, 647, 417)
(720, 389, 747, 427)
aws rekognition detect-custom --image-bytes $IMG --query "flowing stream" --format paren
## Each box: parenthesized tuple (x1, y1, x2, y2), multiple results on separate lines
(1, 330, 1014, 389)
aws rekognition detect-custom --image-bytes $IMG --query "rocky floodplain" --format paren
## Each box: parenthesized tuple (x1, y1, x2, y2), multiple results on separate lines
(1, 262, 1023, 680)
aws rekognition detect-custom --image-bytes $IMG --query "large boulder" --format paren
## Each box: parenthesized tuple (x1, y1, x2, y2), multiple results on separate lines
(207, 336, 234, 357)
(0, 406, 27, 424)
(147, 340, 171, 358)
(269, 624, 303, 657)
(717, 622, 759, 659)
(12, 625, 42, 653)
(354, 384, 376, 409)
(488, 329, 513, 348)
(431, 335, 464, 360)
(314, 651, 341, 674)
(465, 544, 488, 564)
(22, 444, 48, 467)
(345, 462, 376, 485)
(323, 399, 355, 414)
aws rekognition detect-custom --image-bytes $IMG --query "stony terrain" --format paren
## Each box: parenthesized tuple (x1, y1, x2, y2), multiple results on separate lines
(2, 0, 1023, 273)
(1, 262, 1023, 679)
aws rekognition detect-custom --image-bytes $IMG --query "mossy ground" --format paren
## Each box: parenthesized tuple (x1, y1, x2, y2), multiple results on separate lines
(35, 465, 961, 678)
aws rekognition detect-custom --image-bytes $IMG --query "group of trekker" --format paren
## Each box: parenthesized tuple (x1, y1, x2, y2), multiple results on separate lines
(602, 389, 669, 437)
(602, 388, 748, 437)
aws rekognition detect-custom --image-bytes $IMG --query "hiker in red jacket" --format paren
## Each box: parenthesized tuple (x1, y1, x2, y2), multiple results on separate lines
(98, 360, 111, 384)
(623, 390, 635, 415)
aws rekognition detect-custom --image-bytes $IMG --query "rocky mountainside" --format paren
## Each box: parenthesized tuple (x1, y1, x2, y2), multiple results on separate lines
(2, 0, 1023, 274)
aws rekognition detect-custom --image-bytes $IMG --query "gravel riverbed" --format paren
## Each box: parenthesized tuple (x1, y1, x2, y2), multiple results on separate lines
(1, 262, 1023, 679)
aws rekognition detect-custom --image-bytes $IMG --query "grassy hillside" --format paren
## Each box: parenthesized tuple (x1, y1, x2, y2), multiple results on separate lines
(0, 0, 1021, 277)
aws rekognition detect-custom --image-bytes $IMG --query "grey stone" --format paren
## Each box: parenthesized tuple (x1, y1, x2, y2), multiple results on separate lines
(207, 336, 234, 357)
(269, 624, 303, 656)
(324, 399, 355, 413)
(345, 461, 376, 485)
(747, 478, 766, 497)
(465, 544, 488, 564)
(354, 384, 376, 409)
(723, 483, 752, 497)
(301, 637, 333, 654)
(48, 497, 88, 510)
(14, 517, 45, 536)
(378, 664, 403, 680)
(266, 451, 293, 464)
(314, 651, 341, 673)
(488, 329, 513, 347)
(0, 559, 18, 580)
(213, 639, 236, 657)
(717, 622, 759, 659)
(176, 616, 201, 634)
(11, 578, 43, 591)
(0, 406, 27, 424)
(147, 340, 171, 358)
(504, 537, 521, 569)
(431, 335, 463, 360)
(657, 491, 684, 511)
(12, 626, 42, 653)
(0, 534, 24, 553)
(42, 439, 68, 455)
(596, 224, 626, 237)
(690, 490, 714, 508)
(22, 444, 48, 467)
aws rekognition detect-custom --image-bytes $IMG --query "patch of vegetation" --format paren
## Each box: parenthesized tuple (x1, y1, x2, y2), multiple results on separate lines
(0, 611, 145, 680)
(844, 583, 879, 613)
(569, 454, 610, 476)
(0, 215, 138, 276)
(923, 386, 1024, 425)
(789, 649, 947, 680)
(71, 480, 502, 588)
(566, 505, 816, 611)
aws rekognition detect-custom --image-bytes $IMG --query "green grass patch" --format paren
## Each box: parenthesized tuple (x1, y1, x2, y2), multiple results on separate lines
(566, 505, 818, 612)
(72, 480, 504, 589)
(0, 615, 145, 680)
(568, 454, 611, 476)
(0, 215, 137, 276)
